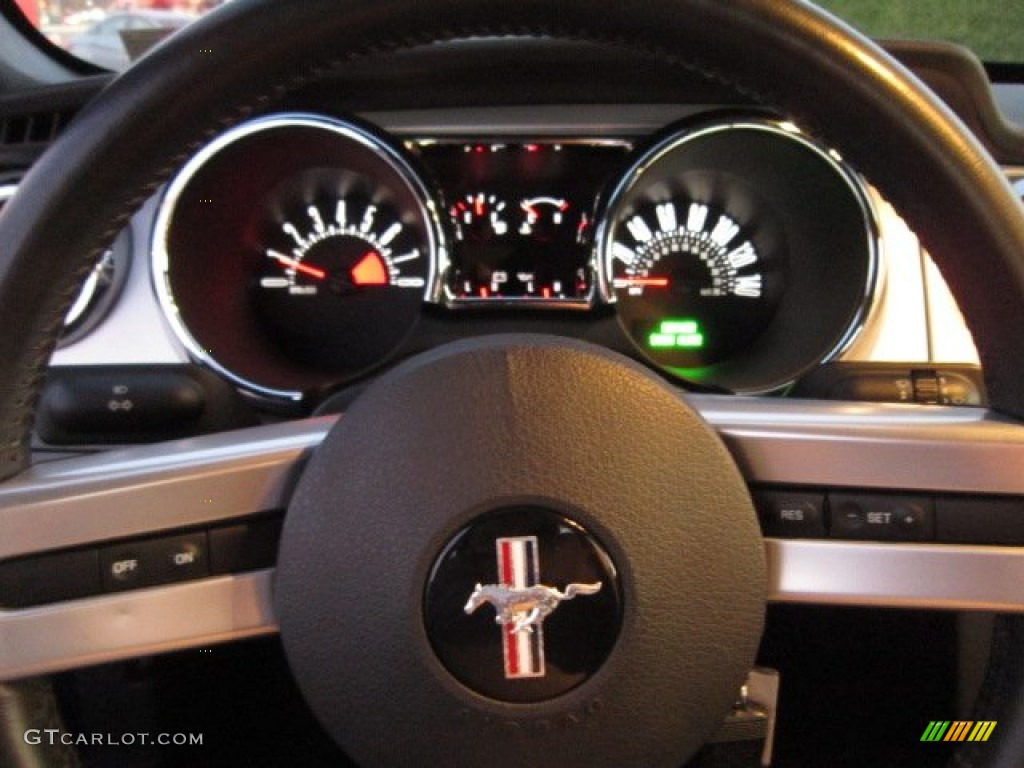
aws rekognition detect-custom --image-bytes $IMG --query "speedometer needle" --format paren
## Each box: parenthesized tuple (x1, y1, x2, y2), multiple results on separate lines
(613, 277, 670, 288)
(267, 249, 326, 280)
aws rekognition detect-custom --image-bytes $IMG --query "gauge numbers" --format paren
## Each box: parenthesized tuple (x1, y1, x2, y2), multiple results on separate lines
(259, 200, 426, 297)
(601, 117, 878, 393)
(607, 196, 775, 369)
(611, 201, 763, 301)
(153, 114, 443, 402)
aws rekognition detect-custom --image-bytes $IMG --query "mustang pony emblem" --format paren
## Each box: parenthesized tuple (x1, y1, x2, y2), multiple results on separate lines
(465, 534, 603, 679)
(464, 582, 604, 635)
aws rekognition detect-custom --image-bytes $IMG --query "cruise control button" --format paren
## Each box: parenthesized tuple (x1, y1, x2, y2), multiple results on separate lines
(101, 532, 209, 592)
(209, 516, 284, 575)
(754, 490, 826, 537)
(0, 549, 102, 608)
(829, 494, 934, 541)
(936, 496, 1024, 544)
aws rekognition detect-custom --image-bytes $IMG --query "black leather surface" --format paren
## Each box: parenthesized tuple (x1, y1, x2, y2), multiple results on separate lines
(953, 616, 1024, 768)
(276, 336, 765, 767)
(0, 680, 79, 768)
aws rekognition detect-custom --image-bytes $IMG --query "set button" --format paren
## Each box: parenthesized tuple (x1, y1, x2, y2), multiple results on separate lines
(829, 494, 934, 541)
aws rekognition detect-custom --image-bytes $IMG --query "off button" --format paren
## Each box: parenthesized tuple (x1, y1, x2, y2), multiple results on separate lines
(102, 532, 209, 592)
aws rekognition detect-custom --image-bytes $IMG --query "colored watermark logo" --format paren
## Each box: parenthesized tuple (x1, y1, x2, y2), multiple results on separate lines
(921, 721, 996, 742)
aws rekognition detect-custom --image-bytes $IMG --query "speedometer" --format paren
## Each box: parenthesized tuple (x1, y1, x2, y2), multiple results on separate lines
(600, 116, 878, 393)
(153, 115, 444, 404)
(609, 198, 781, 368)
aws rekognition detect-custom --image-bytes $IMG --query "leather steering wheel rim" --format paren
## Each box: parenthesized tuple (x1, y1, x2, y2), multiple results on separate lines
(1, 0, 1024, 765)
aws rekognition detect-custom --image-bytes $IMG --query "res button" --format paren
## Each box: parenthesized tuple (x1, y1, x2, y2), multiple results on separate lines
(754, 490, 826, 538)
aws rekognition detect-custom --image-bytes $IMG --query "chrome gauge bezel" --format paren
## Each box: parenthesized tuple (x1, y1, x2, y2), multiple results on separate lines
(1, 182, 132, 348)
(596, 116, 881, 393)
(152, 113, 447, 404)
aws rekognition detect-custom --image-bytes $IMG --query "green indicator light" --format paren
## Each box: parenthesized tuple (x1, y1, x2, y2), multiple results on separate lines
(659, 320, 699, 335)
(648, 319, 706, 350)
(677, 333, 705, 349)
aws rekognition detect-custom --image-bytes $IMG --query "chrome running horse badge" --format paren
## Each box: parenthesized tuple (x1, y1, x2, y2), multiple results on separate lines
(463, 535, 602, 679)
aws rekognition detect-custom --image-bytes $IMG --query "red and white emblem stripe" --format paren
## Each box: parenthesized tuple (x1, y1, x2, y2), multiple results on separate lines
(496, 536, 545, 679)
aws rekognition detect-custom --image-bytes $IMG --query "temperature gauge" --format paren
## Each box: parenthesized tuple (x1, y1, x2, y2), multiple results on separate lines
(413, 141, 631, 307)
(447, 189, 590, 302)
(451, 193, 509, 239)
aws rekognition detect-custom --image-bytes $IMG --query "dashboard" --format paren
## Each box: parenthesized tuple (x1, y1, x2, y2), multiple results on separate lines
(147, 110, 876, 402)
(2, 20, 1024, 768)
(0, 39, 1008, 440)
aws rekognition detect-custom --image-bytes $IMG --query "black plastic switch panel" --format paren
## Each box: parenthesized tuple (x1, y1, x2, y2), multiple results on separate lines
(209, 517, 284, 575)
(829, 494, 934, 541)
(936, 496, 1024, 545)
(101, 531, 209, 592)
(791, 362, 986, 406)
(0, 549, 101, 608)
(754, 490, 826, 538)
(36, 365, 258, 445)
(40, 369, 204, 436)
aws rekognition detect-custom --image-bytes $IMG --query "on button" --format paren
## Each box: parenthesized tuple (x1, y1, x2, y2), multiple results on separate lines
(101, 532, 209, 592)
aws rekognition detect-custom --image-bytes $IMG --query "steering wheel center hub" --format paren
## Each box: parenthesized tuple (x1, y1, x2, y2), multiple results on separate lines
(274, 335, 766, 767)
(425, 506, 622, 703)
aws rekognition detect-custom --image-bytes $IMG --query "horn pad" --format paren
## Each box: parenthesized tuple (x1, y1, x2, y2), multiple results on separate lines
(275, 335, 765, 768)
(425, 506, 623, 703)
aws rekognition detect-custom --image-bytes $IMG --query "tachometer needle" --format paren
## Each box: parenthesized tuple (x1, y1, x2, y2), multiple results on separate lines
(267, 249, 326, 280)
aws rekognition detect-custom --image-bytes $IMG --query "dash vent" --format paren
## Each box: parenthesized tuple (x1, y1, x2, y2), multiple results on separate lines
(0, 109, 75, 147)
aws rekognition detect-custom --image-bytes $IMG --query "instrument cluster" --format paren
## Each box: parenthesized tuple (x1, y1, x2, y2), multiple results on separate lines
(152, 112, 878, 405)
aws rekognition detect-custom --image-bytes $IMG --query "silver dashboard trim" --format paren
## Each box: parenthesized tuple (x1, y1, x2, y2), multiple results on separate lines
(0, 417, 329, 560)
(765, 539, 1024, 612)
(1, 570, 276, 681)
(2, 399, 1024, 561)
(5, 539, 1024, 681)
(3, 399, 1024, 680)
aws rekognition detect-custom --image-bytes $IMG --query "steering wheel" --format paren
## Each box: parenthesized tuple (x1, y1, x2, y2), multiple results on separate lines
(3, 0, 1024, 766)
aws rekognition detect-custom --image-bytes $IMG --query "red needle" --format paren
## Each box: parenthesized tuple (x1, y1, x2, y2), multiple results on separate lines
(267, 250, 326, 280)
(616, 277, 670, 288)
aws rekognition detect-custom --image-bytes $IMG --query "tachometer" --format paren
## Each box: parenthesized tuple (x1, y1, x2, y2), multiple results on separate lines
(153, 115, 444, 404)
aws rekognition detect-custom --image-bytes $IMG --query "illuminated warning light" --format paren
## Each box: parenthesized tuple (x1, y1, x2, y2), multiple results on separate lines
(350, 252, 389, 286)
(920, 721, 997, 742)
(525, 144, 540, 153)
(648, 319, 705, 350)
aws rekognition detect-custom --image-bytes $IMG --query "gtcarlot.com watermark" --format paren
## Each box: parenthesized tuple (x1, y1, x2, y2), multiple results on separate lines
(25, 729, 202, 747)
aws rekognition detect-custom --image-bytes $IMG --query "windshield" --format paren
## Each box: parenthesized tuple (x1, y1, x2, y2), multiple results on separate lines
(12, 0, 1024, 70)
(817, 0, 1024, 63)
